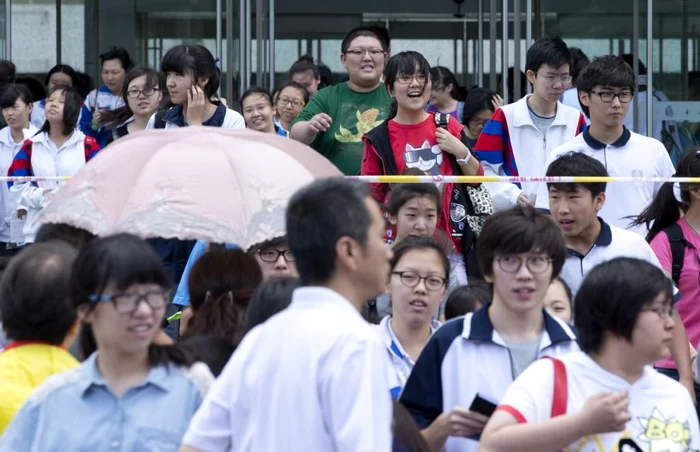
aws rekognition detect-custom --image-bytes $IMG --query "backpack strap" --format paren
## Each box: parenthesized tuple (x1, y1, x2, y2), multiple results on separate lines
(434, 112, 450, 129)
(663, 223, 689, 286)
(543, 357, 568, 417)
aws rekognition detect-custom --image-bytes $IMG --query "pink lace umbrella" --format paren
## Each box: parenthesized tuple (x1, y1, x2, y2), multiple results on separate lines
(38, 127, 342, 249)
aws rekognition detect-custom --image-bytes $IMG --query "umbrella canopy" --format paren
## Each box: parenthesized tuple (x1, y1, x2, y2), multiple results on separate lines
(38, 127, 342, 249)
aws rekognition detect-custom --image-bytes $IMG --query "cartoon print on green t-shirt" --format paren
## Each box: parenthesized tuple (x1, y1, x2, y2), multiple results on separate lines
(335, 108, 384, 143)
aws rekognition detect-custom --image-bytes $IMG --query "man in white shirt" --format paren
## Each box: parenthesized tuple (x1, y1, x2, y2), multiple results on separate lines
(480, 258, 700, 452)
(179, 178, 394, 452)
(544, 151, 696, 401)
(535, 55, 675, 235)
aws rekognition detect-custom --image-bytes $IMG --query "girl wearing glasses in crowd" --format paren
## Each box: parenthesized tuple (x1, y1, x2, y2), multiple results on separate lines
(461, 88, 503, 149)
(274, 81, 308, 134)
(240, 87, 287, 136)
(97, 67, 163, 145)
(376, 236, 448, 399)
(362, 51, 485, 281)
(635, 150, 700, 417)
(0, 234, 214, 451)
(7, 85, 100, 244)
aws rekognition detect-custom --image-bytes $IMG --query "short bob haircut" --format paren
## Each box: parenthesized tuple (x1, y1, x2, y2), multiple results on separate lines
(275, 80, 310, 104)
(545, 152, 608, 198)
(390, 236, 450, 284)
(38, 85, 83, 136)
(575, 257, 673, 354)
(0, 241, 78, 345)
(161, 44, 221, 99)
(387, 182, 442, 217)
(286, 178, 372, 285)
(576, 55, 636, 118)
(476, 205, 566, 280)
(385, 51, 431, 97)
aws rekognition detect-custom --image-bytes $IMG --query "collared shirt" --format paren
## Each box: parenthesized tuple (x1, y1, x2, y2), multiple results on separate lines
(560, 218, 663, 299)
(535, 127, 675, 236)
(182, 286, 393, 452)
(0, 126, 36, 241)
(146, 102, 245, 129)
(375, 315, 441, 399)
(400, 306, 579, 452)
(499, 352, 700, 451)
(0, 352, 213, 452)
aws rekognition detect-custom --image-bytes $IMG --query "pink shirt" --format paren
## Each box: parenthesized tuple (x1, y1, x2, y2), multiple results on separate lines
(650, 218, 700, 369)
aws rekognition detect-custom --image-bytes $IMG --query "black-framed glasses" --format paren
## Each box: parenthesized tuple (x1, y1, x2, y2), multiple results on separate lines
(392, 271, 446, 291)
(589, 90, 633, 104)
(126, 88, 161, 99)
(88, 289, 172, 315)
(277, 97, 305, 108)
(496, 256, 552, 274)
(397, 74, 427, 85)
(642, 306, 677, 320)
(258, 249, 295, 263)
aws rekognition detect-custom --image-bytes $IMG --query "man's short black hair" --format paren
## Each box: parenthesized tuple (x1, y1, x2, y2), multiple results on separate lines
(575, 258, 673, 354)
(525, 35, 571, 74)
(576, 56, 636, 118)
(0, 242, 78, 344)
(286, 178, 372, 285)
(476, 205, 566, 280)
(341, 27, 388, 53)
(545, 152, 608, 198)
(99, 46, 134, 71)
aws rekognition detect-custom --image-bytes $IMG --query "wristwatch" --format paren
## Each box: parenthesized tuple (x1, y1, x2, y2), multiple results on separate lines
(456, 152, 472, 165)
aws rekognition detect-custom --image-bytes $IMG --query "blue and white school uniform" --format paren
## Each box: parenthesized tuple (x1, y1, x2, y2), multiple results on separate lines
(0, 125, 37, 244)
(0, 352, 214, 452)
(375, 315, 441, 399)
(79, 86, 124, 148)
(146, 102, 245, 130)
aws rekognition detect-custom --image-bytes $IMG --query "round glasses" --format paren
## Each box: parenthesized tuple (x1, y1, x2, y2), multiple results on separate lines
(258, 249, 295, 263)
(496, 256, 552, 274)
(88, 289, 171, 315)
(126, 88, 161, 99)
(392, 271, 446, 291)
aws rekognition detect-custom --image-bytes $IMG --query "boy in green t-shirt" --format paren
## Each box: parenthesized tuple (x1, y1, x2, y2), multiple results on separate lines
(291, 27, 392, 175)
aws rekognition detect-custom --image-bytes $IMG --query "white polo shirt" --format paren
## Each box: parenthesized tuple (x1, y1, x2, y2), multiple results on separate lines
(560, 219, 663, 299)
(535, 127, 675, 236)
(498, 352, 700, 452)
(182, 287, 393, 452)
(375, 316, 441, 399)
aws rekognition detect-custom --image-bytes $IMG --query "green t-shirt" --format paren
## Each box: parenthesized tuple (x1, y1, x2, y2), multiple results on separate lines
(292, 82, 393, 175)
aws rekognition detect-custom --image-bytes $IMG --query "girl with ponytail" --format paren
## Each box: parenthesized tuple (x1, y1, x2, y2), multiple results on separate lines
(180, 248, 262, 345)
(0, 233, 215, 450)
(634, 149, 700, 411)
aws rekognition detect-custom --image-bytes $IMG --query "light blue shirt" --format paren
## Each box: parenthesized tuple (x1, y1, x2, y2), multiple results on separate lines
(173, 240, 238, 307)
(0, 352, 213, 452)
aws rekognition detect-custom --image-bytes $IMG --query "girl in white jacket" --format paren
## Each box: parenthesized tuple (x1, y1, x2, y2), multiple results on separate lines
(8, 85, 100, 243)
(0, 85, 37, 249)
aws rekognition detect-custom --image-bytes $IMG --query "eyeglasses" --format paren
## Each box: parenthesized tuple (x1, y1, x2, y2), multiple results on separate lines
(392, 271, 446, 291)
(496, 256, 552, 274)
(88, 289, 172, 315)
(536, 73, 573, 84)
(643, 306, 677, 320)
(126, 88, 161, 99)
(589, 90, 633, 104)
(397, 74, 427, 85)
(345, 48, 385, 57)
(258, 249, 295, 263)
(277, 97, 305, 108)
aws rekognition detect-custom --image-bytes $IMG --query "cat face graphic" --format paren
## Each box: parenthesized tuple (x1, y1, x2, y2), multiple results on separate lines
(404, 140, 443, 174)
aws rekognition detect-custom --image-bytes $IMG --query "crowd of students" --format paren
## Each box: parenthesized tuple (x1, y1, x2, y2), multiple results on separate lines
(0, 21, 698, 452)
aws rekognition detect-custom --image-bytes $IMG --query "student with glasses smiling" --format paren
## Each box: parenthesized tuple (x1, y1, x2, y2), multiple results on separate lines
(0, 234, 214, 451)
(97, 67, 163, 145)
(535, 55, 675, 237)
(474, 35, 587, 212)
(273, 81, 308, 134)
(400, 206, 579, 452)
(290, 26, 392, 175)
(481, 258, 700, 452)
